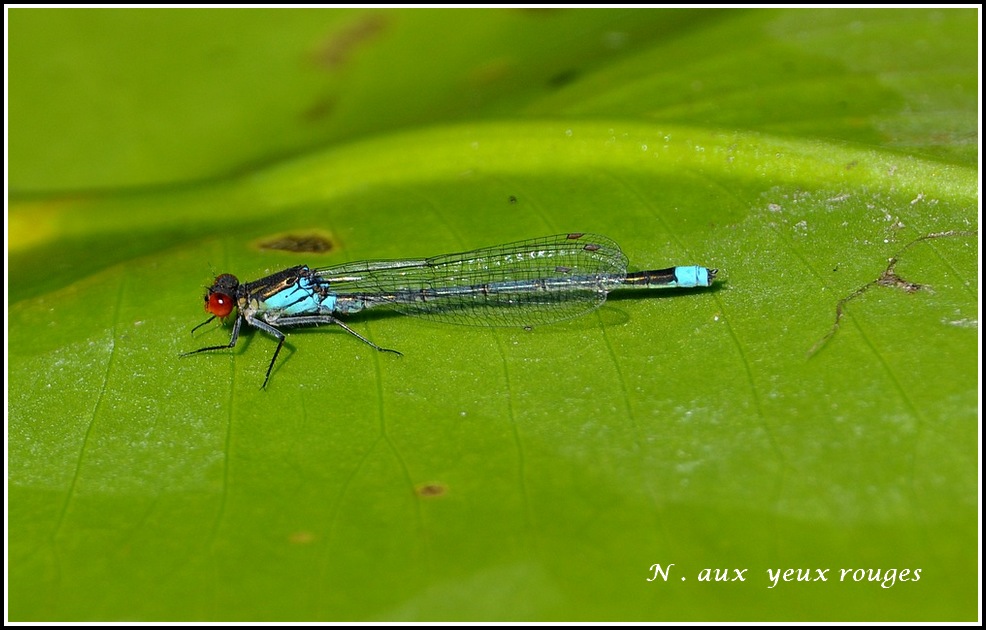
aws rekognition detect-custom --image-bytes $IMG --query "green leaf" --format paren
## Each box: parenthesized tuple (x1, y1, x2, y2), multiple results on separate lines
(8, 8, 978, 621)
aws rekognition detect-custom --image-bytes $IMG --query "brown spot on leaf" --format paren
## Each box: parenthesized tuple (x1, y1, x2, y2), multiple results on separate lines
(256, 231, 335, 254)
(310, 14, 388, 71)
(416, 483, 447, 498)
(302, 96, 337, 122)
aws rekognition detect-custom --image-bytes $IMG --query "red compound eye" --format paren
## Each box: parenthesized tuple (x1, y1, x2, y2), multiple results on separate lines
(206, 292, 235, 318)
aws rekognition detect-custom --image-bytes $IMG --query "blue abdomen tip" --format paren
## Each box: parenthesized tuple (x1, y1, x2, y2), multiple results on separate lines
(674, 266, 712, 288)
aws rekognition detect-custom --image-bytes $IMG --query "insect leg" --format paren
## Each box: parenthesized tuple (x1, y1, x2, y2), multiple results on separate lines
(242, 316, 289, 389)
(273, 315, 403, 356)
(182, 315, 244, 356)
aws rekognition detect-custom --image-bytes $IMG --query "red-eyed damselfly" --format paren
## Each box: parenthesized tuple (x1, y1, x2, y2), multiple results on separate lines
(183, 233, 717, 388)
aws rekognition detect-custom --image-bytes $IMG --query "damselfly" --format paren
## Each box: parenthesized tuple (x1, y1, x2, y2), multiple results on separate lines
(184, 233, 717, 387)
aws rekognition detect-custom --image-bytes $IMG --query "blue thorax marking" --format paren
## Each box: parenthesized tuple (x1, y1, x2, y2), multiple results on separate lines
(259, 274, 337, 315)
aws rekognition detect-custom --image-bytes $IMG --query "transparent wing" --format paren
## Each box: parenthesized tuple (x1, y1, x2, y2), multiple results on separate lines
(313, 233, 629, 327)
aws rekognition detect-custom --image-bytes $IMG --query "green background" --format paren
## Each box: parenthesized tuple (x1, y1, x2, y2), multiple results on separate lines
(7, 8, 979, 621)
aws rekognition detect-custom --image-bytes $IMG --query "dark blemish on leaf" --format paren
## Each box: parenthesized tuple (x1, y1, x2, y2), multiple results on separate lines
(845, 160, 857, 170)
(302, 96, 337, 122)
(416, 483, 447, 498)
(808, 229, 977, 357)
(256, 232, 335, 254)
(309, 13, 388, 71)
(548, 68, 581, 88)
(509, 195, 518, 204)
